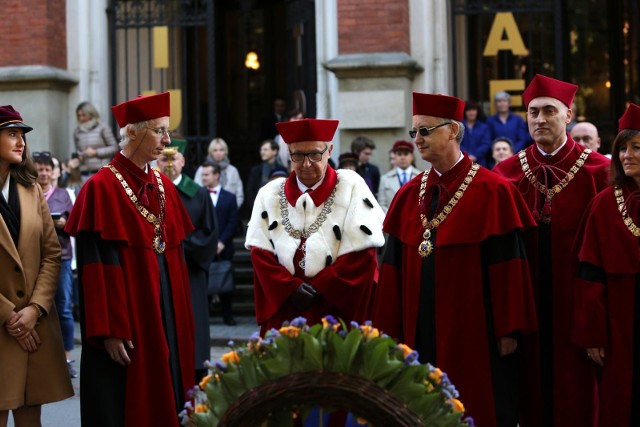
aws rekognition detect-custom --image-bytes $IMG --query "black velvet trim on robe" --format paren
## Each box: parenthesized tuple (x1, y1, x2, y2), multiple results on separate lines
(413, 229, 526, 427)
(76, 231, 126, 427)
(76, 231, 184, 426)
(631, 275, 640, 426)
(537, 222, 553, 426)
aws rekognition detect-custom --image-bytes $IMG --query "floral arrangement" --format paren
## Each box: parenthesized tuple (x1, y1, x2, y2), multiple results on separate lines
(181, 316, 474, 426)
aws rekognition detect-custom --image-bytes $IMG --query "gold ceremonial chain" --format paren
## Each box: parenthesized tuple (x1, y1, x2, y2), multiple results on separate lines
(417, 163, 480, 258)
(279, 181, 337, 269)
(106, 164, 167, 254)
(614, 186, 640, 237)
(518, 149, 591, 224)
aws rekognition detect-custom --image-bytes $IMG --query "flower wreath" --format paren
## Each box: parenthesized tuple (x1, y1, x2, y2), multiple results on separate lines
(181, 317, 474, 427)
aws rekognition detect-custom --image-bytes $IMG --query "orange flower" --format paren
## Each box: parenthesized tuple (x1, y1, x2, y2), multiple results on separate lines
(423, 380, 435, 392)
(356, 417, 369, 425)
(360, 325, 380, 339)
(397, 343, 413, 358)
(199, 374, 213, 389)
(221, 351, 240, 365)
(448, 398, 465, 413)
(321, 317, 339, 332)
(279, 325, 301, 338)
(195, 403, 208, 413)
(428, 367, 443, 384)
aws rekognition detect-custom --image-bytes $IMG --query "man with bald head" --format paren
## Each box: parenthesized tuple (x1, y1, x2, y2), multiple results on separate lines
(494, 74, 610, 426)
(570, 121, 603, 153)
(157, 144, 218, 382)
(373, 92, 537, 427)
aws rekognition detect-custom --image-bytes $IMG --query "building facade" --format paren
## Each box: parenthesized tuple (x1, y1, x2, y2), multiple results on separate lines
(1, 0, 637, 172)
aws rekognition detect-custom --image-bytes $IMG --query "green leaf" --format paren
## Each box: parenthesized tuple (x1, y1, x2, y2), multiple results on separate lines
(238, 355, 260, 389)
(360, 340, 403, 383)
(219, 371, 247, 401)
(342, 329, 363, 373)
(301, 334, 323, 371)
(406, 393, 441, 420)
(204, 381, 230, 418)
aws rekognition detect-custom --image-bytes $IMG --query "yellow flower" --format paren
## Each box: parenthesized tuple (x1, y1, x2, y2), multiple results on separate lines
(321, 317, 339, 332)
(199, 374, 213, 389)
(356, 417, 369, 425)
(423, 380, 435, 392)
(279, 325, 301, 338)
(360, 325, 379, 339)
(221, 351, 240, 365)
(428, 367, 443, 384)
(448, 398, 465, 413)
(195, 403, 209, 413)
(397, 343, 413, 358)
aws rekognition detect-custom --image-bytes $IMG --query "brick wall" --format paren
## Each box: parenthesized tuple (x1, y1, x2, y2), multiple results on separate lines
(338, 0, 410, 54)
(0, 0, 66, 68)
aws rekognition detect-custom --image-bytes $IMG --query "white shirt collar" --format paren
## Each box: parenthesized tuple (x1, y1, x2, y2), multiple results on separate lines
(396, 166, 412, 175)
(434, 152, 463, 176)
(536, 136, 567, 158)
(296, 175, 324, 193)
(1, 174, 10, 202)
(172, 174, 183, 186)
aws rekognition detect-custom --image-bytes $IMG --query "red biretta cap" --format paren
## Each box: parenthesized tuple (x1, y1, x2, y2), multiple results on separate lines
(392, 140, 414, 153)
(618, 103, 640, 132)
(112, 92, 170, 127)
(276, 118, 339, 144)
(522, 74, 578, 108)
(412, 92, 465, 122)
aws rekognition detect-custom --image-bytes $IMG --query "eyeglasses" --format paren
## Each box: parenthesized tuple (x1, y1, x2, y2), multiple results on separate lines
(409, 122, 452, 139)
(145, 127, 171, 138)
(290, 145, 329, 163)
(32, 151, 52, 160)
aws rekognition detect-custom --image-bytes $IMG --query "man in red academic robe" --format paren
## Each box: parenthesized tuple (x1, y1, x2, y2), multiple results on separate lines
(65, 92, 195, 427)
(245, 118, 385, 335)
(372, 92, 538, 427)
(493, 74, 610, 427)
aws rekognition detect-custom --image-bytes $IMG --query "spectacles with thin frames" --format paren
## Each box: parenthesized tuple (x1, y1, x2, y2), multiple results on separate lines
(145, 127, 171, 138)
(409, 122, 452, 139)
(290, 145, 329, 163)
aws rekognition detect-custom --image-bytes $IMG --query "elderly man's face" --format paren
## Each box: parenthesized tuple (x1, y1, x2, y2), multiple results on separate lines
(411, 115, 456, 165)
(157, 152, 185, 177)
(129, 116, 171, 163)
(527, 97, 571, 148)
(496, 97, 510, 114)
(289, 140, 332, 188)
(571, 122, 601, 151)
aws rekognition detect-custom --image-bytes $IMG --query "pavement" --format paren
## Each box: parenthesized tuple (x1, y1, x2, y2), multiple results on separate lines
(7, 316, 259, 427)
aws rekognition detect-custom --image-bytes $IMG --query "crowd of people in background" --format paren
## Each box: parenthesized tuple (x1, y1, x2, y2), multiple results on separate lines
(2, 75, 639, 426)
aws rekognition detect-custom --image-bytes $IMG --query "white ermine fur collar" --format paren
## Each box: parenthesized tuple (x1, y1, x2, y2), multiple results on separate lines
(245, 169, 385, 277)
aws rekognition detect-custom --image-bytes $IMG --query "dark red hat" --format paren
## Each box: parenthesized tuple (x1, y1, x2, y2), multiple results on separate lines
(412, 92, 465, 121)
(276, 118, 339, 144)
(392, 140, 414, 153)
(618, 103, 640, 132)
(522, 74, 578, 108)
(112, 92, 170, 127)
(0, 105, 33, 133)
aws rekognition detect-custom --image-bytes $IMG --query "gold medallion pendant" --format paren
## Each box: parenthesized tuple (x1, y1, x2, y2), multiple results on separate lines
(417, 164, 479, 258)
(153, 225, 166, 254)
(418, 229, 433, 257)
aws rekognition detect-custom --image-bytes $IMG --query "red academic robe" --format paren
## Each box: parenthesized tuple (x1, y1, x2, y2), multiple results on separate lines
(249, 167, 382, 334)
(573, 182, 640, 427)
(372, 155, 538, 427)
(493, 138, 610, 427)
(65, 152, 195, 427)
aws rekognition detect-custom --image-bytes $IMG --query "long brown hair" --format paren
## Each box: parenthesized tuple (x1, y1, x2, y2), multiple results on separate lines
(610, 129, 640, 187)
(8, 134, 37, 186)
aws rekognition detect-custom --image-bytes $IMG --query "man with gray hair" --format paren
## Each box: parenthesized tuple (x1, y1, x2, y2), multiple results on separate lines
(487, 90, 531, 151)
(65, 92, 196, 427)
(373, 92, 537, 427)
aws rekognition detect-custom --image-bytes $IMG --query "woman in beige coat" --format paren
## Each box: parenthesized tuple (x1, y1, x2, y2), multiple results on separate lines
(0, 106, 73, 427)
